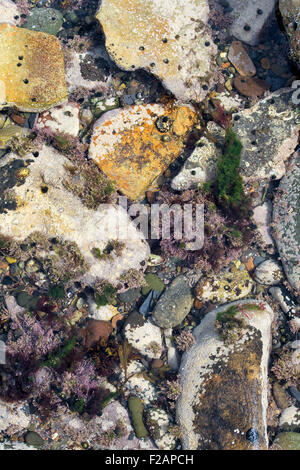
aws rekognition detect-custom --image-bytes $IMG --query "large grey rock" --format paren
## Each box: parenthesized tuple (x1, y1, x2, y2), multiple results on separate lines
(279, 0, 300, 66)
(152, 275, 193, 329)
(95, 0, 217, 103)
(177, 299, 274, 450)
(233, 88, 300, 182)
(227, 0, 277, 46)
(172, 88, 300, 191)
(273, 152, 300, 292)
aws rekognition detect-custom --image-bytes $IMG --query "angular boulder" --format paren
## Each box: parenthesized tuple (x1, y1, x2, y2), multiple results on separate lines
(89, 103, 197, 201)
(232, 88, 300, 182)
(0, 23, 67, 112)
(273, 151, 300, 292)
(177, 299, 274, 450)
(95, 0, 217, 102)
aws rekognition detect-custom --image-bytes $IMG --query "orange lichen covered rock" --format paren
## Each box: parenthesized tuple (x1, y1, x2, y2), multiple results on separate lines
(89, 103, 197, 201)
(0, 23, 67, 112)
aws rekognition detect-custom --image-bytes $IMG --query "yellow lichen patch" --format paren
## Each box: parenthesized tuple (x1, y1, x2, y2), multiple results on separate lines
(90, 102, 197, 201)
(0, 23, 67, 112)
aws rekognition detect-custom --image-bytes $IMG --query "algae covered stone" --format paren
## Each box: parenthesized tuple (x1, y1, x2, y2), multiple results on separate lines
(274, 432, 300, 450)
(177, 299, 274, 450)
(89, 103, 197, 201)
(95, 0, 217, 102)
(23, 7, 64, 36)
(0, 23, 67, 112)
(153, 275, 193, 329)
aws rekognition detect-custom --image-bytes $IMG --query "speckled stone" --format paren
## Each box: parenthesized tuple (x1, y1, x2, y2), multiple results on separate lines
(177, 299, 274, 450)
(124, 311, 162, 359)
(273, 151, 300, 292)
(195, 262, 254, 304)
(152, 275, 193, 329)
(274, 432, 300, 450)
(95, 0, 217, 102)
(0, 0, 20, 26)
(254, 259, 283, 286)
(0, 23, 67, 112)
(279, 0, 300, 66)
(232, 88, 300, 182)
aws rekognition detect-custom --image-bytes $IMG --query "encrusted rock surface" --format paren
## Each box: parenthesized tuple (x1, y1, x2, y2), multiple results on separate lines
(89, 102, 197, 200)
(0, 23, 67, 112)
(177, 299, 274, 450)
(96, 0, 217, 102)
(0, 400, 30, 433)
(195, 261, 253, 304)
(124, 311, 162, 359)
(36, 103, 80, 137)
(279, 0, 300, 66)
(273, 151, 300, 292)
(0, 146, 149, 285)
(254, 259, 283, 286)
(232, 88, 300, 182)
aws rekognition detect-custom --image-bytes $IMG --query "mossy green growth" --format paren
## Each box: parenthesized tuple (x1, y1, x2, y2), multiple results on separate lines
(216, 128, 247, 212)
(95, 283, 116, 307)
(142, 273, 165, 295)
(48, 284, 64, 300)
(128, 396, 148, 439)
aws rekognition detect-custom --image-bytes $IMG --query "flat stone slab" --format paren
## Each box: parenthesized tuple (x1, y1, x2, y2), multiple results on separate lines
(89, 103, 197, 201)
(96, 0, 217, 102)
(177, 299, 274, 450)
(0, 23, 67, 112)
(228, 0, 277, 46)
(273, 151, 300, 293)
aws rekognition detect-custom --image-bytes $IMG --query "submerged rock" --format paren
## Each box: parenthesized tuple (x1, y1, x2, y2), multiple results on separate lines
(89, 103, 197, 201)
(0, 23, 67, 112)
(23, 7, 64, 36)
(146, 407, 176, 449)
(273, 152, 300, 292)
(0, 146, 149, 285)
(177, 299, 274, 450)
(274, 431, 300, 450)
(228, 41, 256, 77)
(96, 0, 217, 102)
(279, 0, 300, 66)
(153, 275, 193, 329)
(279, 406, 300, 431)
(227, 0, 277, 46)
